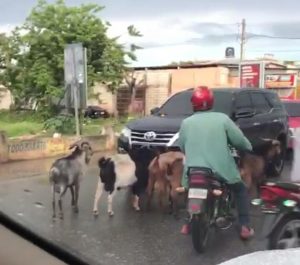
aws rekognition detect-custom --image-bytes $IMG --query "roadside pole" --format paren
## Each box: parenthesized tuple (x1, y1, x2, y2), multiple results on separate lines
(239, 18, 246, 87)
(71, 47, 80, 137)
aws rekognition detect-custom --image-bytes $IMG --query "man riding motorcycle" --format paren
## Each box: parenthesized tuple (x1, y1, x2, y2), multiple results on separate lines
(178, 86, 254, 240)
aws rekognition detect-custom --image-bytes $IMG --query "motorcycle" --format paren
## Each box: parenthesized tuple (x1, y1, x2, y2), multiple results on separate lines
(187, 166, 235, 253)
(252, 181, 300, 249)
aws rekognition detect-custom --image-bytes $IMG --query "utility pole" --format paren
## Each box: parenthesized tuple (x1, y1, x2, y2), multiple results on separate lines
(240, 18, 246, 62)
(239, 18, 246, 87)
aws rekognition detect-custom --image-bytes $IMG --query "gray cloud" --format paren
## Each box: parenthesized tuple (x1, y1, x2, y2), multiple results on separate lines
(2, 0, 300, 24)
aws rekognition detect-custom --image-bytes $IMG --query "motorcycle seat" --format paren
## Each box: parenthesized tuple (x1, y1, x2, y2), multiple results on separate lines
(265, 181, 300, 193)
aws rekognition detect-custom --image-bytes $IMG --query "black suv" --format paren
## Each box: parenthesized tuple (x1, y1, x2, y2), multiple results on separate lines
(118, 88, 289, 175)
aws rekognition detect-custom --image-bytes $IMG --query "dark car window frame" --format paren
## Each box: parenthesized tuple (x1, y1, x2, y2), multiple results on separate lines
(250, 92, 272, 114)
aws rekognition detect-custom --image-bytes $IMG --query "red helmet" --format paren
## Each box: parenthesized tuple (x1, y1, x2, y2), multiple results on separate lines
(191, 86, 214, 111)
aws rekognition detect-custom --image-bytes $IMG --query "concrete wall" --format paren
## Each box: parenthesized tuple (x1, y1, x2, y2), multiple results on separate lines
(0, 132, 114, 163)
(145, 70, 172, 114)
(89, 84, 114, 114)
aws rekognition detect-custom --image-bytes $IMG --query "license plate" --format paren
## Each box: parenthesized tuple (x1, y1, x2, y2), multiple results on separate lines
(188, 188, 208, 199)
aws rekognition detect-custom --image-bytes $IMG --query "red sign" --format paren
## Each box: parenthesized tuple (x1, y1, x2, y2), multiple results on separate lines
(240, 63, 261, 88)
(265, 74, 296, 88)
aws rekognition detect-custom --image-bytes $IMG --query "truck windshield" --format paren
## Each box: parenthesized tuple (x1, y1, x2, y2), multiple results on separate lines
(283, 102, 300, 117)
(158, 90, 233, 116)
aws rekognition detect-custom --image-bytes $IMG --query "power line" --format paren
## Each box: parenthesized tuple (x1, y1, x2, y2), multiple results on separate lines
(247, 34, 300, 40)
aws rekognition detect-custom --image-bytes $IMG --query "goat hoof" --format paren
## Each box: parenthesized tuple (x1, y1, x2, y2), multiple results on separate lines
(59, 213, 64, 220)
(134, 207, 141, 212)
(73, 206, 79, 213)
(108, 211, 114, 217)
(93, 210, 99, 217)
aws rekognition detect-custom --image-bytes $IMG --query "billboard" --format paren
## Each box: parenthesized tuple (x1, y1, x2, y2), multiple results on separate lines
(265, 74, 297, 88)
(240, 62, 264, 88)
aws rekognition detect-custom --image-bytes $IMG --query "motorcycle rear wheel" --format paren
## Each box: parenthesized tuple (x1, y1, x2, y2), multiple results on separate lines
(191, 213, 210, 253)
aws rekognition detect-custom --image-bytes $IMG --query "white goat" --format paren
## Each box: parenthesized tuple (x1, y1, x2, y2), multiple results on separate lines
(49, 140, 93, 219)
(93, 153, 139, 217)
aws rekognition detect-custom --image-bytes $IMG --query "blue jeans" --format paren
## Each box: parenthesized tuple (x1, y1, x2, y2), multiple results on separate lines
(229, 182, 250, 226)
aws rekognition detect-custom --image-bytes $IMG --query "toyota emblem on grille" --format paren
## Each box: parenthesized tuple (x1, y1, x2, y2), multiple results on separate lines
(144, 131, 157, 141)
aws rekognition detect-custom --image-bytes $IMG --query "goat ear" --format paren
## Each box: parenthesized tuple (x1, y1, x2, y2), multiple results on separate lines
(98, 157, 106, 167)
(69, 143, 79, 150)
(69, 139, 83, 150)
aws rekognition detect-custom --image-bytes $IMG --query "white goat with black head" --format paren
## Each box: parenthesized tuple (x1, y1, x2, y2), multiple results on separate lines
(49, 140, 93, 219)
(93, 153, 139, 217)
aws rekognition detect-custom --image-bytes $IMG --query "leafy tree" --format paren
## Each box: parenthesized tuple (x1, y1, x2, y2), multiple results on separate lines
(0, 0, 141, 117)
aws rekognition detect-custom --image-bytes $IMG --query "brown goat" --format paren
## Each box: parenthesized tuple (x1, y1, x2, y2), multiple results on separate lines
(239, 139, 282, 196)
(147, 151, 184, 216)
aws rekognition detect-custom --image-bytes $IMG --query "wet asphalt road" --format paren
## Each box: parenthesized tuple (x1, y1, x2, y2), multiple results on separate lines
(0, 154, 293, 265)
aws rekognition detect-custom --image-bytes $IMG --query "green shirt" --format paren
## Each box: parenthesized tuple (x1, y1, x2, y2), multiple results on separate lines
(179, 111, 252, 188)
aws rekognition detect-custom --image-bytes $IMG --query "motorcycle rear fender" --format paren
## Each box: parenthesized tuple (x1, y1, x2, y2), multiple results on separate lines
(188, 198, 206, 215)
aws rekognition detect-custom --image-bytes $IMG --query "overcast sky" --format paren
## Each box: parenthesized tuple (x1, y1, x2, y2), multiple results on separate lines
(1, 0, 300, 66)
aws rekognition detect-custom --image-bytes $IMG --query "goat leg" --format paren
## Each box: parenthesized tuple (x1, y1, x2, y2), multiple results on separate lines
(52, 185, 56, 219)
(70, 186, 75, 207)
(74, 183, 79, 213)
(146, 175, 155, 211)
(170, 189, 179, 219)
(58, 186, 68, 219)
(107, 191, 115, 217)
(93, 179, 103, 216)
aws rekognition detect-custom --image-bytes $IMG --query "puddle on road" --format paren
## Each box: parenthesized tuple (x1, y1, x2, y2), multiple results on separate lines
(34, 202, 45, 209)
(24, 189, 32, 193)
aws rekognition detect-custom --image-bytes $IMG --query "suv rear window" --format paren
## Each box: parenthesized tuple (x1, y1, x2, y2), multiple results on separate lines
(158, 90, 233, 116)
(283, 102, 300, 117)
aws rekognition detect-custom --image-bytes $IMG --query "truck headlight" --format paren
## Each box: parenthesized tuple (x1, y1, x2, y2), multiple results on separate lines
(121, 127, 131, 138)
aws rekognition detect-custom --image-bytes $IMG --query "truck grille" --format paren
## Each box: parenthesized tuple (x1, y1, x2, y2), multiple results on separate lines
(131, 130, 176, 146)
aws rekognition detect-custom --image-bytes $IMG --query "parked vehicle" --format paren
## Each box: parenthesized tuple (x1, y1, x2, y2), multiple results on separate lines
(252, 181, 300, 249)
(282, 99, 300, 150)
(187, 166, 235, 253)
(84, 105, 110, 119)
(118, 88, 289, 176)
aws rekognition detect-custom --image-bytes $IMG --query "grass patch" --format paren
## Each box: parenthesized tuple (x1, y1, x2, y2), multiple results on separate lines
(0, 110, 137, 138)
(0, 110, 44, 138)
